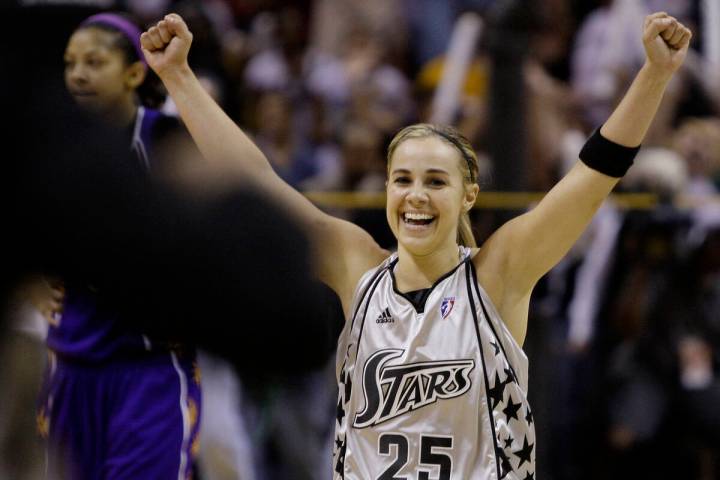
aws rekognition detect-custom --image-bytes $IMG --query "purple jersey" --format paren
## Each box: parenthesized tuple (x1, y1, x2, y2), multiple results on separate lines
(46, 282, 154, 361)
(40, 106, 200, 479)
(39, 351, 201, 479)
(46, 107, 178, 361)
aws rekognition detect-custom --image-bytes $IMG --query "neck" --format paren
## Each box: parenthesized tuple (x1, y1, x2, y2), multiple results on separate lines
(394, 242, 462, 292)
(100, 99, 138, 129)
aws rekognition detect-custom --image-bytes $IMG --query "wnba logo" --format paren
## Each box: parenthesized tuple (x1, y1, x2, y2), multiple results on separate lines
(440, 297, 455, 319)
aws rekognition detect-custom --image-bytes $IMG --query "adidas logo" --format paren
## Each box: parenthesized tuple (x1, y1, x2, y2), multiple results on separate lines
(376, 307, 394, 324)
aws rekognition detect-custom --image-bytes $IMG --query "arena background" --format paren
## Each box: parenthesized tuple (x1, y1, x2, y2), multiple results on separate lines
(1, 0, 718, 479)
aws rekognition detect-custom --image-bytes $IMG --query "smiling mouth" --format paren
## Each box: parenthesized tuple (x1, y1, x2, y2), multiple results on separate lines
(402, 212, 435, 226)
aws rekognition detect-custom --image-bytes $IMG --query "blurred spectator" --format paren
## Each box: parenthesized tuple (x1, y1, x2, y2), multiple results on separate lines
(252, 91, 342, 190)
(338, 122, 386, 193)
(672, 117, 720, 196)
(306, 24, 413, 135)
(570, 0, 647, 128)
(243, 6, 308, 95)
(310, 0, 407, 63)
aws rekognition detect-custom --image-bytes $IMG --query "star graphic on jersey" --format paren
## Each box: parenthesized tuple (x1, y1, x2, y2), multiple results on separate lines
(344, 373, 352, 401)
(525, 406, 534, 425)
(336, 398, 345, 425)
(512, 435, 534, 469)
(503, 366, 518, 385)
(490, 340, 501, 356)
(502, 393, 522, 423)
(335, 437, 343, 451)
(503, 434, 514, 449)
(522, 471, 535, 480)
(334, 439, 347, 475)
(340, 369, 347, 387)
(488, 371, 507, 409)
(496, 445, 513, 479)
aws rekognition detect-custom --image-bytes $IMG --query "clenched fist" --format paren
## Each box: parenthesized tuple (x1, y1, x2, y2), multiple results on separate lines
(642, 12, 692, 76)
(141, 14, 193, 78)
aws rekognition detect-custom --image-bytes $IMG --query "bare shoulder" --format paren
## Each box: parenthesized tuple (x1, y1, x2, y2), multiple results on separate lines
(318, 217, 390, 314)
(471, 238, 507, 312)
(471, 231, 531, 346)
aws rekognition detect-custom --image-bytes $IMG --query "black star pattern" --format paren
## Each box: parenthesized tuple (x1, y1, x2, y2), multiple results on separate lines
(512, 435, 534, 469)
(503, 366, 518, 385)
(335, 437, 343, 451)
(522, 471, 535, 480)
(336, 397, 345, 425)
(525, 406, 534, 425)
(490, 340, 501, 356)
(334, 439, 346, 475)
(496, 446, 513, 479)
(504, 434, 514, 449)
(344, 373, 352, 401)
(488, 371, 507, 409)
(502, 393, 522, 423)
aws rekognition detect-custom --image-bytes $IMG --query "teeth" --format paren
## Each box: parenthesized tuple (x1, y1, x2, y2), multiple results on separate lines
(404, 212, 434, 221)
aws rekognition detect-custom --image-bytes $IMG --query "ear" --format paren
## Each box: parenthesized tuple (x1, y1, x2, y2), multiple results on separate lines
(463, 183, 479, 212)
(124, 61, 147, 90)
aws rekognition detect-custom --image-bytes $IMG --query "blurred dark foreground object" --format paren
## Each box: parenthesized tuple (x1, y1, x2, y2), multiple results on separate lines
(0, 4, 341, 378)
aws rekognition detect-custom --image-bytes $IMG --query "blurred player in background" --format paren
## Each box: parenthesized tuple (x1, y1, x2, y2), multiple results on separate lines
(33, 12, 203, 480)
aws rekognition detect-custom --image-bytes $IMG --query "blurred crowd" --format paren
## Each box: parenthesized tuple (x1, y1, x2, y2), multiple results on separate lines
(2, 0, 720, 479)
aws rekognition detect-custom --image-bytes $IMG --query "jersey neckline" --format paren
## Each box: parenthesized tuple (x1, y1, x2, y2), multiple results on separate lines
(388, 247, 471, 314)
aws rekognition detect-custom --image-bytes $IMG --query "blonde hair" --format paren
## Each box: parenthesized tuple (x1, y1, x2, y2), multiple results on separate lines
(387, 123, 479, 247)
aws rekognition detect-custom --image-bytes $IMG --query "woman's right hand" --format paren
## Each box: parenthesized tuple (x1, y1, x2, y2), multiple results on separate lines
(141, 14, 193, 79)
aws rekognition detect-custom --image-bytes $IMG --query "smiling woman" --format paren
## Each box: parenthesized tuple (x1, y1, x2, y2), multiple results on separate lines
(141, 11, 691, 479)
(386, 124, 480, 253)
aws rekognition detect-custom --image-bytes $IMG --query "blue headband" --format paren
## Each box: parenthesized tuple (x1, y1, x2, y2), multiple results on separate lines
(80, 13, 146, 68)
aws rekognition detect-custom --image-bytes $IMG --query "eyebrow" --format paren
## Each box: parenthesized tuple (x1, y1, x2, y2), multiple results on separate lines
(64, 48, 105, 57)
(390, 168, 450, 175)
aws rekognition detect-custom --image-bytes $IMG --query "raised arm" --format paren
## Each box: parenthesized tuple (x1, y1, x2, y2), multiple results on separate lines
(140, 14, 387, 311)
(479, 12, 692, 343)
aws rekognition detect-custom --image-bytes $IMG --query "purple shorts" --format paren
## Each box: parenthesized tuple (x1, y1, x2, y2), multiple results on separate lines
(38, 351, 201, 480)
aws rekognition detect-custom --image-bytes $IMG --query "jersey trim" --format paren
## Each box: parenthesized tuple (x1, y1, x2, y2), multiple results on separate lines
(131, 106, 151, 170)
(170, 352, 190, 480)
(468, 260, 520, 382)
(349, 262, 389, 335)
(389, 251, 468, 314)
(464, 259, 502, 479)
(353, 265, 391, 368)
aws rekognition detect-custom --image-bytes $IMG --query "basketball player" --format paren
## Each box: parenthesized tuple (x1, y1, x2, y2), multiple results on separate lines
(141, 11, 691, 479)
(63, 12, 186, 170)
(37, 13, 201, 479)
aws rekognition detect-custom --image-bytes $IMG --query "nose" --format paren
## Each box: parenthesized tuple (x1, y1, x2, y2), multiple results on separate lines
(67, 63, 88, 86)
(406, 181, 428, 206)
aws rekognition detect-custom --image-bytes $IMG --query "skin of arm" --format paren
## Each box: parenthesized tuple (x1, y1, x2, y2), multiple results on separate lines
(475, 12, 692, 345)
(141, 15, 387, 314)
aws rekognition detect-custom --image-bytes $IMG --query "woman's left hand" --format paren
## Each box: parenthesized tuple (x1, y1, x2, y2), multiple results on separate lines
(642, 12, 692, 76)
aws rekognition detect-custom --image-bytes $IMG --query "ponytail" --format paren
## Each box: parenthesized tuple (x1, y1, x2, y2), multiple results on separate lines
(457, 211, 477, 247)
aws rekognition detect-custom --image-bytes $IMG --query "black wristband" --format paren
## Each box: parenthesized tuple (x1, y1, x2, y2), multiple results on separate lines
(579, 127, 639, 178)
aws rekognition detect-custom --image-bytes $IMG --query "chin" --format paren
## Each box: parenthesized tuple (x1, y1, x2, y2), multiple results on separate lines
(398, 236, 438, 257)
(74, 97, 106, 113)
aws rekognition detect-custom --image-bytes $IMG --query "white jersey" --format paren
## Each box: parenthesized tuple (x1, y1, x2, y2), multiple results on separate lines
(333, 248, 536, 479)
